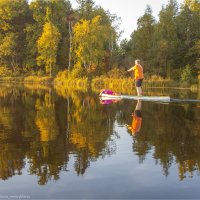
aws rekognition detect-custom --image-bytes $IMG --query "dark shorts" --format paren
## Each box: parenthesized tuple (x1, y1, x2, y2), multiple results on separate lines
(134, 110, 142, 117)
(135, 79, 143, 87)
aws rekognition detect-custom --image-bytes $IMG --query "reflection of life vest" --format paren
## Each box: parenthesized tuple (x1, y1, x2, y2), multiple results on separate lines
(128, 110, 142, 134)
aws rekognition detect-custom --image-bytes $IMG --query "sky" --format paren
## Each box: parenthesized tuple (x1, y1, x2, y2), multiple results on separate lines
(70, 0, 184, 41)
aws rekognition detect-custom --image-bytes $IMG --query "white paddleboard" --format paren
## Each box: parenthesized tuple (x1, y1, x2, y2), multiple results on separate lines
(100, 93, 171, 102)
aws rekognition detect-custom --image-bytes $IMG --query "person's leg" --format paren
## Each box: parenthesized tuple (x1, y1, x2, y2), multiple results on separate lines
(136, 87, 142, 96)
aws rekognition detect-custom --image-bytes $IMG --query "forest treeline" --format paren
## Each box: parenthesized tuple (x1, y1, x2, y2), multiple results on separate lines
(0, 0, 199, 83)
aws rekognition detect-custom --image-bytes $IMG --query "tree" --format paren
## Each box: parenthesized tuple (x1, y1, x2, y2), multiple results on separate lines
(0, 0, 30, 71)
(37, 20, 61, 77)
(47, 0, 72, 70)
(25, 0, 49, 70)
(72, 15, 110, 75)
(76, 0, 95, 20)
(176, 1, 200, 66)
(129, 5, 155, 73)
(153, 0, 179, 77)
(184, 0, 200, 13)
(0, 33, 17, 70)
(74, 0, 120, 72)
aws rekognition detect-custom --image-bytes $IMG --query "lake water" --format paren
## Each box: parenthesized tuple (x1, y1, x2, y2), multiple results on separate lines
(0, 84, 200, 199)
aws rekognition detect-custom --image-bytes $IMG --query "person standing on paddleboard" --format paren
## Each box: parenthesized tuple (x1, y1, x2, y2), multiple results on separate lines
(127, 59, 144, 96)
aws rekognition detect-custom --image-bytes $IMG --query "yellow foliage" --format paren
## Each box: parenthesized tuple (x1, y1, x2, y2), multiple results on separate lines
(70, 132, 98, 156)
(24, 75, 53, 83)
(72, 15, 110, 71)
(35, 94, 59, 142)
(185, 0, 200, 12)
(37, 21, 61, 76)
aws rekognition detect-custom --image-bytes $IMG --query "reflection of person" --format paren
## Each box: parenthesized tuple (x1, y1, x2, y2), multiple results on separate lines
(127, 59, 144, 96)
(127, 100, 142, 135)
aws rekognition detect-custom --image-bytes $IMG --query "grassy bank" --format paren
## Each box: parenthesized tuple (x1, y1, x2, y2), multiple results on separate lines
(0, 73, 199, 94)
(0, 75, 53, 84)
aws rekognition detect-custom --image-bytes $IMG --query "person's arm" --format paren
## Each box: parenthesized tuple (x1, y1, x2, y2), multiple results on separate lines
(127, 66, 135, 72)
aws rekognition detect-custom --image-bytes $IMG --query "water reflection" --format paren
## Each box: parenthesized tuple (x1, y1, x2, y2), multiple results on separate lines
(0, 85, 117, 184)
(130, 101, 200, 179)
(126, 100, 142, 135)
(0, 84, 200, 186)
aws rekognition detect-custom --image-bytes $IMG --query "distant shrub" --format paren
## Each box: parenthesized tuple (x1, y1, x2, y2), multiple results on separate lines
(181, 65, 194, 83)
(148, 75, 166, 81)
(107, 67, 126, 78)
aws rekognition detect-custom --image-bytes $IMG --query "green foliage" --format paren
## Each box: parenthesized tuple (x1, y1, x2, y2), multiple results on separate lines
(0, 0, 30, 70)
(181, 65, 194, 83)
(127, 5, 155, 73)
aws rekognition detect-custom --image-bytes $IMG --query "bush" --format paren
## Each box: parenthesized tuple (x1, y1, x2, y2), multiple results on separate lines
(148, 75, 166, 81)
(181, 65, 194, 83)
(107, 67, 126, 78)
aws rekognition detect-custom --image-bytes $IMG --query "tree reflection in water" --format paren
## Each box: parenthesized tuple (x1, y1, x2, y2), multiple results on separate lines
(0, 84, 199, 184)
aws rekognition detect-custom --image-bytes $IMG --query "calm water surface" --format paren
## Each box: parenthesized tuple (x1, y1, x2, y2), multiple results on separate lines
(0, 84, 200, 199)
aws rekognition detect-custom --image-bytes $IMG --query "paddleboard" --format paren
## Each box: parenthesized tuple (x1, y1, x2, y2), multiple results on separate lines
(100, 93, 171, 102)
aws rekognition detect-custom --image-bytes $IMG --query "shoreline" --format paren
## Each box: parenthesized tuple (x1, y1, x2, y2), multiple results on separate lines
(0, 75, 199, 92)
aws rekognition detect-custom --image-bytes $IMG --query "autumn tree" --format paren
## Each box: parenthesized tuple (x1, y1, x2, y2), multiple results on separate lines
(73, 0, 120, 74)
(37, 10, 61, 77)
(26, 0, 71, 72)
(72, 15, 110, 75)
